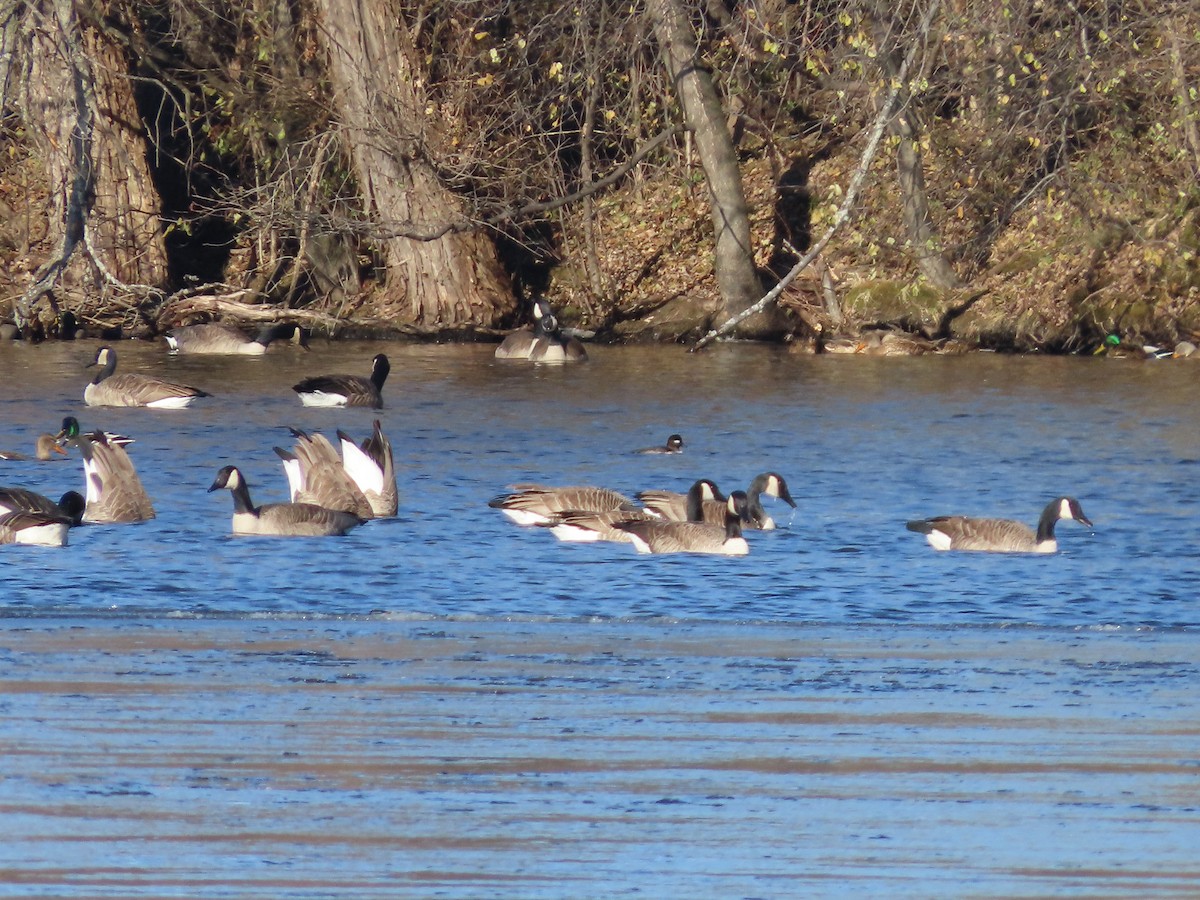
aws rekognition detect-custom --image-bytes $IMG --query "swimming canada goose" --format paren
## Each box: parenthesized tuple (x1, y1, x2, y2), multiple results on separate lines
(527, 314, 588, 363)
(639, 473, 795, 530)
(292, 353, 389, 408)
(0, 434, 67, 461)
(636, 478, 725, 522)
(489, 483, 638, 526)
(0, 510, 73, 547)
(85, 345, 211, 408)
(72, 433, 155, 524)
(548, 478, 715, 543)
(337, 420, 397, 517)
(275, 428, 373, 519)
(56, 416, 134, 449)
(906, 496, 1092, 553)
(165, 322, 308, 355)
(495, 299, 554, 360)
(208, 465, 366, 536)
(615, 491, 751, 556)
(636, 434, 684, 455)
(0, 487, 86, 525)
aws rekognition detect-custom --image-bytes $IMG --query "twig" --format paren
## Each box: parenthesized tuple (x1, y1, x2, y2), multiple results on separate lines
(692, 0, 942, 351)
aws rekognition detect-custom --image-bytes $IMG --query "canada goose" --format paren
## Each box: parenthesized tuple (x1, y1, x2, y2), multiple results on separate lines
(0, 487, 86, 525)
(906, 496, 1092, 553)
(84, 346, 211, 408)
(275, 428, 373, 519)
(0, 434, 67, 461)
(337, 420, 397, 517)
(495, 299, 554, 360)
(549, 477, 713, 543)
(56, 416, 134, 449)
(489, 483, 638, 526)
(0, 510, 73, 547)
(636, 434, 684, 455)
(639, 472, 795, 530)
(208, 465, 366, 536)
(615, 492, 751, 556)
(637, 479, 725, 522)
(293, 353, 389, 408)
(74, 433, 156, 524)
(527, 314, 588, 363)
(165, 322, 308, 355)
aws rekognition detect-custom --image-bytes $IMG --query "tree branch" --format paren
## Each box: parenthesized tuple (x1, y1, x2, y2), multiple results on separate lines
(692, 0, 942, 351)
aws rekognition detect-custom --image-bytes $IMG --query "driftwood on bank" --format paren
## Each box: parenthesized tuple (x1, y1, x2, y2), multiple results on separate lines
(157, 291, 346, 332)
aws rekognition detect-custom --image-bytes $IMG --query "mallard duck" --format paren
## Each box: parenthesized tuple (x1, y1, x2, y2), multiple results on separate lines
(906, 496, 1092, 553)
(0, 434, 66, 461)
(56, 416, 134, 449)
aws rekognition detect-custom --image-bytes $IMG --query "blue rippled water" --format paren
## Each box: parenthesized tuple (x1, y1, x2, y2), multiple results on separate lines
(2, 339, 1196, 628)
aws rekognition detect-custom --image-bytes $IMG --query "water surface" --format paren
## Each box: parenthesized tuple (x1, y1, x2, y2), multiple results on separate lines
(1, 339, 1198, 897)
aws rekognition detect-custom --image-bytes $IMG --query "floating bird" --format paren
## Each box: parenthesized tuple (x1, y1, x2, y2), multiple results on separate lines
(165, 322, 308, 355)
(489, 483, 637, 526)
(527, 313, 588, 363)
(208, 465, 365, 536)
(292, 353, 389, 408)
(275, 429, 373, 519)
(636, 434, 684, 455)
(84, 345, 211, 408)
(639, 472, 795, 530)
(0, 487, 86, 525)
(615, 492, 751, 556)
(56, 416, 134, 449)
(0, 434, 66, 461)
(0, 510, 74, 547)
(636, 478, 725, 523)
(495, 299, 554, 360)
(336, 420, 397, 517)
(547, 478, 714, 543)
(906, 496, 1092, 553)
(73, 433, 155, 524)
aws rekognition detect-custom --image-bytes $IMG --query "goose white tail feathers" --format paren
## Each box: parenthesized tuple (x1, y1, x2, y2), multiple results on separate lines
(907, 496, 1092, 553)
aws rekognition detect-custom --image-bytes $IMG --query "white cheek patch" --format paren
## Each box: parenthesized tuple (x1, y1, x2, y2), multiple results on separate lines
(1059, 498, 1073, 520)
(926, 529, 954, 551)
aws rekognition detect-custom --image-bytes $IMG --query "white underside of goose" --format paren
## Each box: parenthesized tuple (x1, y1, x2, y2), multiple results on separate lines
(339, 438, 385, 495)
(501, 508, 553, 526)
(296, 391, 349, 408)
(10, 521, 69, 546)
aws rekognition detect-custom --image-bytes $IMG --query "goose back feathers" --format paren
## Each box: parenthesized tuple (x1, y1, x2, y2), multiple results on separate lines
(615, 491, 751, 556)
(85, 346, 211, 408)
(907, 496, 1092, 553)
(0, 510, 72, 546)
(489, 483, 637, 526)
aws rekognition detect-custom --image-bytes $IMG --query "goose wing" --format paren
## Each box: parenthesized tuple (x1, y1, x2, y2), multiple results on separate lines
(489, 485, 635, 524)
(252, 502, 364, 537)
(287, 430, 372, 518)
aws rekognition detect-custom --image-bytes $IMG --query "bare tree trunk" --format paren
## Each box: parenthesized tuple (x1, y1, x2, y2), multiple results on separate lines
(646, 0, 773, 336)
(13, 0, 167, 328)
(317, 0, 512, 330)
(871, 8, 959, 290)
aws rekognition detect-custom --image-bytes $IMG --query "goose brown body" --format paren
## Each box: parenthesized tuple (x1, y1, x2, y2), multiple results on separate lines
(906, 497, 1092, 553)
(209, 465, 365, 536)
(489, 483, 636, 526)
(84, 346, 210, 408)
(165, 322, 306, 355)
(75, 434, 155, 524)
(615, 492, 751, 555)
